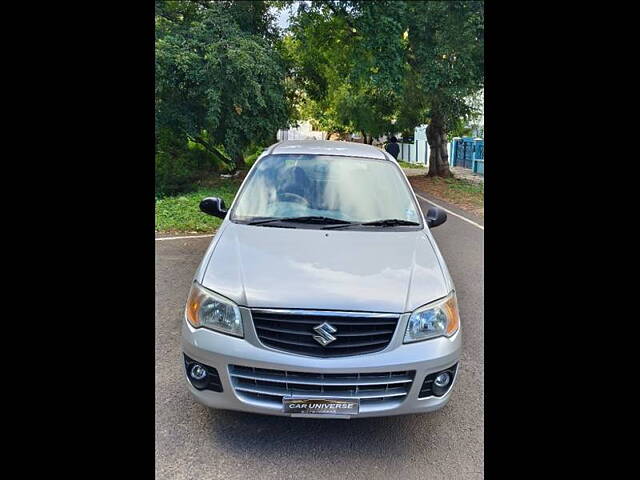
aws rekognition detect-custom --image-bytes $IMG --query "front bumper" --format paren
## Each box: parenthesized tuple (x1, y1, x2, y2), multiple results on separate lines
(182, 308, 461, 418)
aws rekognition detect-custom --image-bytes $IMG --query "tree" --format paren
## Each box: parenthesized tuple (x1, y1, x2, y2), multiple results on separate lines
(401, 1, 484, 176)
(288, 1, 484, 176)
(155, 0, 289, 170)
(286, 1, 405, 142)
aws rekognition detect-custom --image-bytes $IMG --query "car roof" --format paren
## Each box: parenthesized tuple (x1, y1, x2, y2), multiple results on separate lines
(269, 140, 389, 160)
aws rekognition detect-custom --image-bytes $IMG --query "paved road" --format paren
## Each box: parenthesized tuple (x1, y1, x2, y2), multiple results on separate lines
(155, 190, 484, 480)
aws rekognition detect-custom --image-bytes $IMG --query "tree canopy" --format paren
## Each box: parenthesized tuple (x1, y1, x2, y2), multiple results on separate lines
(287, 0, 484, 174)
(285, 1, 406, 142)
(154, 0, 484, 194)
(155, 0, 290, 169)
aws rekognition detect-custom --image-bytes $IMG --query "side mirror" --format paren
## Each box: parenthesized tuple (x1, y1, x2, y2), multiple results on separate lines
(426, 207, 447, 228)
(199, 197, 227, 219)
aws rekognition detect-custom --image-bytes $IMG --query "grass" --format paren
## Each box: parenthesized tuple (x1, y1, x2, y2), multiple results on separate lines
(440, 176, 484, 198)
(398, 161, 425, 169)
(155, 177, 242, 233)
(408, 175, 484, 217)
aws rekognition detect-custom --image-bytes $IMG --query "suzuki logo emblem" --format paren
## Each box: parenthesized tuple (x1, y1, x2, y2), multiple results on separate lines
(312, 322, 337, 346)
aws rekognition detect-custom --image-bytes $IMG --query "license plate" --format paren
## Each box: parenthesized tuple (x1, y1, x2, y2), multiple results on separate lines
(283, 397, 359, 416)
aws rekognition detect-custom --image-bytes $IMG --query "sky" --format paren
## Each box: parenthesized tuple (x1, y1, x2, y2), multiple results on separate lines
(275, 1, 300, 31)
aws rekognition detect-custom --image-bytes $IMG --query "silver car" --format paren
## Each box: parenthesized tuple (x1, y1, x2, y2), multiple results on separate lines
(182, 140, 461, 418)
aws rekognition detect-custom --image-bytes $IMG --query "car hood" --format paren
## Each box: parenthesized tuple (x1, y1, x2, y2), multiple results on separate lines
(200, 223, 449, 313)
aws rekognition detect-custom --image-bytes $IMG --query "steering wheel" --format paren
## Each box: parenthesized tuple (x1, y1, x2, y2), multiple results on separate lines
(279, 192, 310, 206)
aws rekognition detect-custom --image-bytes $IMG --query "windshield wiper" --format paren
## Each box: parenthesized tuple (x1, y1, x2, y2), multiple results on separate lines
(247, 216, 353, 226)
(362, 219, 420, 227)
(323, 218, 420, 229)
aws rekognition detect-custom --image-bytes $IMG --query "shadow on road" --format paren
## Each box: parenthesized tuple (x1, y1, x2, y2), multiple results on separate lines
(205, 406, 448, 460)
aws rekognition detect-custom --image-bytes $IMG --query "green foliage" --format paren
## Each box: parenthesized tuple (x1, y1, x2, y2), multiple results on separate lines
(155, 152, 195, 197)
(154, 0, 484, 188)
(156, 129, 197, 196)
(155, 178, 243, 232)
(155, 0, 289, 169)
(243, 143, 268, 168)
(400, 1, 484, 130)
(288, 1, 484, 144)
(447, 117, 474, 138)
(155, 128, 233, 197)
(287, 1, 405, 140)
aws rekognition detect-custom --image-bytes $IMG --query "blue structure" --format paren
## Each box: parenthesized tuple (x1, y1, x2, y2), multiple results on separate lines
(450, 137, 484, 175)
(472, 139, 484, 175)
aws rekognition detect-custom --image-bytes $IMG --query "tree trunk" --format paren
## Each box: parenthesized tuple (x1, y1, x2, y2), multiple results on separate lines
(233, 153, 246, 171)
(190, 135, 232, 165)
(361, 131, 367, 144)
(426, 115, 452, 177)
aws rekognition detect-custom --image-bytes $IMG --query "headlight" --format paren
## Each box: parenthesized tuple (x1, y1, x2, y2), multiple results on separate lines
(185, 282, 243, 337)
(404, 291, 460, 343)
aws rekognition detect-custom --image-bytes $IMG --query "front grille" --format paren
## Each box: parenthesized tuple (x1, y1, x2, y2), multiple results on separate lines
(251, 309, 400, 357)
(229, 365, 415, 407)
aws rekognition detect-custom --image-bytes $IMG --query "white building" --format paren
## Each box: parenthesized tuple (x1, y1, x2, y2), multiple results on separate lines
(277, 121, 327, 141)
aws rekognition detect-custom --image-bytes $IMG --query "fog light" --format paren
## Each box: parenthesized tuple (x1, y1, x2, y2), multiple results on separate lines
(190, 364, 207, 381)
(419, 363, 457, 398)
(434, 372, 451, 388)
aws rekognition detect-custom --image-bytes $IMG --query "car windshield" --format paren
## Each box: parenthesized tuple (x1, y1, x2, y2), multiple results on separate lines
(231, 154, 421, 225)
